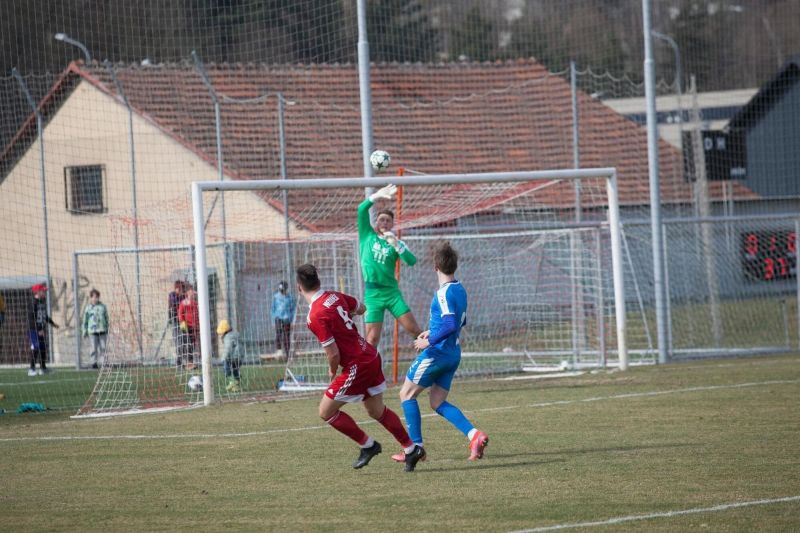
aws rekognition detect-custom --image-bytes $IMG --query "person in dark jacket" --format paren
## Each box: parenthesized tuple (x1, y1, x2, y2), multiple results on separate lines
(28, 283, 59, 376)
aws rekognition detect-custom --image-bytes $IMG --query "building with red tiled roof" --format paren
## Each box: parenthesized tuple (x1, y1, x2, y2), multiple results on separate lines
(0, 59, 758, 364)
(2, 59, 753, 211)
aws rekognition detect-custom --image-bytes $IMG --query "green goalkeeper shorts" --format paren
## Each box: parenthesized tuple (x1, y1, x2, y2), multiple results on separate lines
(364, 287, 411, 324)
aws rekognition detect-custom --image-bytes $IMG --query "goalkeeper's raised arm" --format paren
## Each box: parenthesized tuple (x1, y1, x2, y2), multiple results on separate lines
(357, 184, 422, 347)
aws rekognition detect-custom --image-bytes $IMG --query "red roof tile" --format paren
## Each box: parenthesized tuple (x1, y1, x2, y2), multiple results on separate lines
(2, 59, 759, 234)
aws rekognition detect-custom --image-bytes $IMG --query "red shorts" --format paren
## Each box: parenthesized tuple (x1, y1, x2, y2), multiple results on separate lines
(325, 356, 387, 403)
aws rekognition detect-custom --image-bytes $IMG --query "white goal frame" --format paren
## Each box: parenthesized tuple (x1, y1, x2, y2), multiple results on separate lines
(191, 169, 628, 406)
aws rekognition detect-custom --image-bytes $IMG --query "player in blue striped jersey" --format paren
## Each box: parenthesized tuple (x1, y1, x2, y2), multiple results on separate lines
(396, 242, 489, 471)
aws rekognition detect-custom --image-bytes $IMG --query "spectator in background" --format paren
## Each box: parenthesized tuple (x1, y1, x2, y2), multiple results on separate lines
(28, 283, 59, 376)
(178, 285, 200, 369)
(270, 281, 296, 360)
(82, 288, 109, 369)
(168, 280, 186, 365)
(217, 319, 241, 393)
(0, 291, 5, 329)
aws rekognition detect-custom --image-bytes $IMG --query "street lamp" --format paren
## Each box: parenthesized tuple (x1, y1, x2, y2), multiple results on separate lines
(54, 33, 92, 63)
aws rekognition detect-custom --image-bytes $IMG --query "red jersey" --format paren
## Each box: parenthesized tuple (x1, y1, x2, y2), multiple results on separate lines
(306, 290, 377, 368)
(178, 297, 200, 329)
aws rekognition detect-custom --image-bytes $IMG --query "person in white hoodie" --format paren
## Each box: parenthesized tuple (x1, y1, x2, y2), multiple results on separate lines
(82, 289, 109, 369)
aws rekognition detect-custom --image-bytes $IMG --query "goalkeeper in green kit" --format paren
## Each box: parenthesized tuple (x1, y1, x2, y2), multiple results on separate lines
(358, 184, 422, 347)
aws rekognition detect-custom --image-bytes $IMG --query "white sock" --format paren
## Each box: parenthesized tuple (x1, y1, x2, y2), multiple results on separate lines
(467, 428, 478, 440)
(403, 444, 418, 454)
(360, 437, 375, 449)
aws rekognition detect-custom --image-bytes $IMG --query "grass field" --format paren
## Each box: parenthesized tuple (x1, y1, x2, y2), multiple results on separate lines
(0, 364, 288, 414)
(2, 355, 799, 531)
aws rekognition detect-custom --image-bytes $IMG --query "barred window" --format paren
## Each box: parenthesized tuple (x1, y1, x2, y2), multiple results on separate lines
(64, 165, 106, 213)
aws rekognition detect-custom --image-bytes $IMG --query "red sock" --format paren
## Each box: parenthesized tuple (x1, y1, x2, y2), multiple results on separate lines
(377, 407, 413, 448)
(326, 411, 369, 445)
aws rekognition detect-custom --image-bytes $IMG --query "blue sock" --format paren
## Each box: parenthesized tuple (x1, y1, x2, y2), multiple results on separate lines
(401, 399, 423, 445)
(435, 401, 475, 437)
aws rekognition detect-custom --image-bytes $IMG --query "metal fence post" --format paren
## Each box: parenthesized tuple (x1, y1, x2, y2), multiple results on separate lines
(73, 252, 81, 369)
(570, 60, 585, 365)
(192, 51, 233, 324)
(104, 61, 143, 360)
(278, 93, 293, 282)
(796, 219, 800, 350)
(12, 68, 54, 362)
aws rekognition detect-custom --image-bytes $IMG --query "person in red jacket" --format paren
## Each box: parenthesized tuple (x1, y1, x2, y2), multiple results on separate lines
(177, 286, 200, 369)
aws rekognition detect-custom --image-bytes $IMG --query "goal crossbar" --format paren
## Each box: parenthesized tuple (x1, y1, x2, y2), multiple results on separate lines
(192, 168, 627, 406)
(193, 168, 617, 193)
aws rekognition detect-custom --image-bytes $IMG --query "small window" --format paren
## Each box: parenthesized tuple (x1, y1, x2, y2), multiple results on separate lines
(64, 165, 106, 214)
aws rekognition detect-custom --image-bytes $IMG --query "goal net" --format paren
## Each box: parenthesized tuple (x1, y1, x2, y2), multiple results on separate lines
(74, 167, 650, 415)
(188, 169, 640, 406)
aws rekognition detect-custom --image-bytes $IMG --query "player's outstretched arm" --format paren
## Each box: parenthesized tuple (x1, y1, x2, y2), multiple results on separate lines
(357, 197, 375, 238)
(358, 184, 397, 239)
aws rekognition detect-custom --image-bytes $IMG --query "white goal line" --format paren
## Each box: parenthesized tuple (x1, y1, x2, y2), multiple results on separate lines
(3, 378, 796, 443)
(509, 495, 800, 532)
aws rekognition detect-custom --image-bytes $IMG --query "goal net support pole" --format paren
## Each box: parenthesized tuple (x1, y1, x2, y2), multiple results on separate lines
(192, 169, 628, 405)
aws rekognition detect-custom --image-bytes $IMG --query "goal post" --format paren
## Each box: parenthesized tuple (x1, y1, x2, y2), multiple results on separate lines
(191, 168, 628, 407)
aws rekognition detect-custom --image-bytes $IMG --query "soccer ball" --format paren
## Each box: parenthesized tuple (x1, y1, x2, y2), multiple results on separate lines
(187, 375, 203, 392)
(370, 150, 391, 172)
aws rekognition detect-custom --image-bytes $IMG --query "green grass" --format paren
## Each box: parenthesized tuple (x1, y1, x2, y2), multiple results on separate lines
(4, 294, 794, 415)
(1, 355, 799, 531)
(0, 364, 287, 414)
(644, 296, 799, 350)
(0, 369, 97, 413)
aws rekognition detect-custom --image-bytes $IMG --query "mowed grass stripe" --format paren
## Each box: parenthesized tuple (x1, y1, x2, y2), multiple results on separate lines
(1, 355, 799, 531)
(1, 377, 797, 442)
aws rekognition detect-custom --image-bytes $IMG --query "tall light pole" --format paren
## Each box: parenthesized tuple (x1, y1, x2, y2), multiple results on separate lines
(651, 30, 681, 358)
(642, 0, 668, 365)
(12, 68, 53, 363)
(54, 33, 92, 63)
(356, 0, 375, 201)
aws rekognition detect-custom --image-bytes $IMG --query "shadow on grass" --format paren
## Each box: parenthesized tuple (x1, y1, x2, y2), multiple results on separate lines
(411, 443, 694, 473)
(472, 380, 635, 396)
(490, 442, 695, 459)
(414, 458, 566, 473)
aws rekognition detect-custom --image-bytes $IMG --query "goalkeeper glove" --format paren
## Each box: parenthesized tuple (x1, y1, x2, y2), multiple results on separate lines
(382, 231, 408, 254)
(180, 321, 188, 332)
(369, 184, 397, 202)
(382, 231, 397, 247)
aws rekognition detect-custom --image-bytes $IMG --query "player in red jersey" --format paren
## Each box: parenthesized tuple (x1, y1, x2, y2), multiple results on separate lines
(296, 264, 425, 471)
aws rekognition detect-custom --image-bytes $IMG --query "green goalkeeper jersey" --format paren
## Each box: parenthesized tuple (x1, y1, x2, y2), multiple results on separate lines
(358, 198, 417, 289)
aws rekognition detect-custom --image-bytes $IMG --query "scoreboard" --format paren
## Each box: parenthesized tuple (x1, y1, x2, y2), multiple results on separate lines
(683, 130, 747, 182)
(741, 230, 797, 282)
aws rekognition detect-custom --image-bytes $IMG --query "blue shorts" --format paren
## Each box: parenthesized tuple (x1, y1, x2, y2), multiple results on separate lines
(406, 349, 461, 390)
